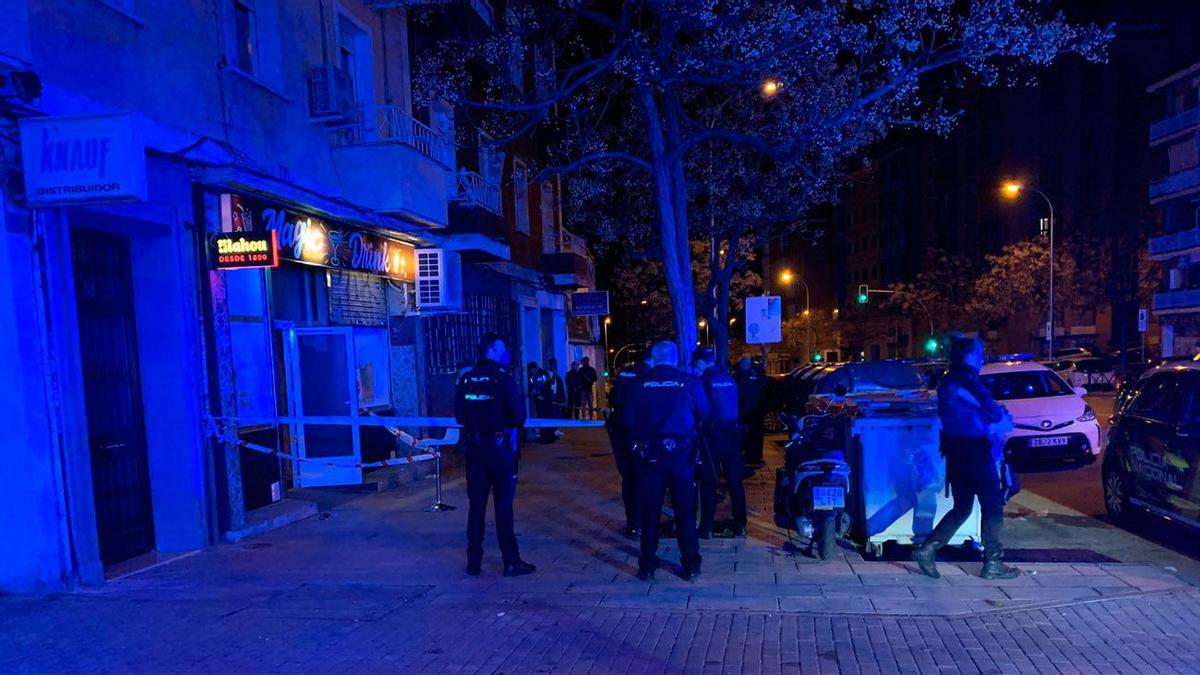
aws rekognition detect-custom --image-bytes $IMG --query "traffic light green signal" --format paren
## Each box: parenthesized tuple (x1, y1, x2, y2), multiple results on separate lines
(813, 352, 823, 362)
(856, 284, 869, 304)
(925, 337, 939, 354)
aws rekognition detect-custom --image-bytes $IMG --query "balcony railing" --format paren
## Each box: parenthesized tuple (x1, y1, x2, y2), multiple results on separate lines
(1154, 288, 1200, 312)
(331, 105, 454, 167)
(1150, 107, 1200, 145)
(1150, 166, 1200, 202)
(1149, 227, 1200, 257)
(447, 169, 501, 214)
(361, 0, 493, 29)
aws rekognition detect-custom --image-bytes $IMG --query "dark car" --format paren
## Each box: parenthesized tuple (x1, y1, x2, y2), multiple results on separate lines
(1102, 362, 1200, 529)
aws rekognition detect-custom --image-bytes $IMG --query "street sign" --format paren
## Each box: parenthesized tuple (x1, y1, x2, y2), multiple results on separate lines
(570, 290, 609, 316)
(1138, 308, 1148, 333)
(745, 295, 782, 344)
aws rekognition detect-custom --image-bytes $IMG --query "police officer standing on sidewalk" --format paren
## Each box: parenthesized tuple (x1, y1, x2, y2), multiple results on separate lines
(455, 333, 536, 578)
(693, 348, 747, 539)
(626, 341, 710, 581)
(913, 336, 1019, 581)
(736, 357, 767, 468)
(606, 348, 653, 538)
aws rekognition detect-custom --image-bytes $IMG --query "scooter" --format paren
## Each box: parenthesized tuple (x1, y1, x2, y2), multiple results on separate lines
(775, 410, 853, 560)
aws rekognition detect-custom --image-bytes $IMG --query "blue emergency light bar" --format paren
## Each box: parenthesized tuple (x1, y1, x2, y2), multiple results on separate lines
(985, 352, 1033, 363)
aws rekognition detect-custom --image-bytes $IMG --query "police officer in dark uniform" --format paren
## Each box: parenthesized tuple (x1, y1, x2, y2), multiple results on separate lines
(693, 348, 747, 538)
(606, 349, 653, 538)
(455, 334, 536, 577)
(736, 357, 767, 467)
(913, 336, 1019, 581)
(626, 341, 710, 580)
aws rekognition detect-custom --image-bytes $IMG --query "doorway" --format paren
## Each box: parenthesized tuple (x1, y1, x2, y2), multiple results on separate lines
(71, 229, 155, 565)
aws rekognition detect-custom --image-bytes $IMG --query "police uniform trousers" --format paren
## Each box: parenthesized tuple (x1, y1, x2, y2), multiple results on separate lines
(924, 436, 1004, 557)
(700, 427, 747, 531)
(606, 424, 639, 529)
(636, 443, 701, 570)
(740, 411, 765, 464)
(465, 435, 521, 567)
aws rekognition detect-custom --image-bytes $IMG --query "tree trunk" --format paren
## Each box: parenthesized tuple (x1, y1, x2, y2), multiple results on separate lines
(638, 85, 697, 363)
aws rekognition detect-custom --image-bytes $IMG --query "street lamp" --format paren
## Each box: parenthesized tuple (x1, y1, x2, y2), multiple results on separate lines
(1002, 181, 1056, 357)
(698, 318, 710, 345)
(603, 317, 611, 371)
(761, 79, 781, 97)
(781, 268, 813, 362)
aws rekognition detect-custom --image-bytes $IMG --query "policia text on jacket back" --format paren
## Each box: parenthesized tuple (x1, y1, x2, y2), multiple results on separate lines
(624, 341, 711, 581)
(454, 334, 536, 578)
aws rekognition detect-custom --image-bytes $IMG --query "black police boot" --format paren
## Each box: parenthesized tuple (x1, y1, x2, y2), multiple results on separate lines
(912, 541, 942, 579)
(636, 562, 657, 581)
(503, 559, 537, 577)
(980, 550, 1020, 580)
(681, 560, 701, 582)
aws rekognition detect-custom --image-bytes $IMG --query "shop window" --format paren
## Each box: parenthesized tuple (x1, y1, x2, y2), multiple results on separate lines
(354, 328, 391, 409)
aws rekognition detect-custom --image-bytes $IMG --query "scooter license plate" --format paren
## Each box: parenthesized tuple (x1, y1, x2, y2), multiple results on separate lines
(812, 486, 845, 510)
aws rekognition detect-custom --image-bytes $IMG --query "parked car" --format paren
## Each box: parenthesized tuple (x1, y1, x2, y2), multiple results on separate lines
(979, 360, 1102, 465)
(1052, 347, 1095, 362)
(1102, 362, 1200, 528)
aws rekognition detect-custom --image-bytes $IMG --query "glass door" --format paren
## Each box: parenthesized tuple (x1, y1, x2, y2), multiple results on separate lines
(284, 327, 362, 486)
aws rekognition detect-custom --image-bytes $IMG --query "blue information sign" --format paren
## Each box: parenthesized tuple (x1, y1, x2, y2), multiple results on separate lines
(570, 291, 610, 317)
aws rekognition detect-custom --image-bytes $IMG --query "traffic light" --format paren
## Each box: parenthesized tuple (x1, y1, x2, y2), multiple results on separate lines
(856, 284, 869, 304)
(925, 337, 939, 354)
(812, 352, 823, 362)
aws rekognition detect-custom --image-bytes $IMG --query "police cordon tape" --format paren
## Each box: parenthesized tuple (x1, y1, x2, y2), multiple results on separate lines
(205, 417, 441, 470)
(205, 414, 606, 471)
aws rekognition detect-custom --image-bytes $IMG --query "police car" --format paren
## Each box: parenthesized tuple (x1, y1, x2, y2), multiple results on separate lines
(979, 357, 1102, 464)
(1102, 360, 1200, 528)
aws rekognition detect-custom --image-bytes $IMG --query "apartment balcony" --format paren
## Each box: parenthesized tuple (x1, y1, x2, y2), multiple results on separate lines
(1149, 166, 1200, 205)
(1149, 227, 1200, 261)
(1150, 107, 1200, 147)
(362, 0, 493, 30)
(542, 230, 594, 289)
(448, 170, 501, 215)
(1154, 288, 1200, 315)
(331, 105, 451, 228)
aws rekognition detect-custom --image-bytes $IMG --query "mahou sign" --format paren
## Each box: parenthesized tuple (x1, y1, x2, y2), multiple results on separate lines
(221, 193, 415, 282)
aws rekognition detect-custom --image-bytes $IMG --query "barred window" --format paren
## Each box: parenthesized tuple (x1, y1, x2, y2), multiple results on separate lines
(424, 293, 518, 374)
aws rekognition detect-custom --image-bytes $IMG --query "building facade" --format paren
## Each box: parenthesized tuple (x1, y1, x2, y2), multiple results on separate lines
(1148, 63, 1200, 357)
(0, 0, 592, 593)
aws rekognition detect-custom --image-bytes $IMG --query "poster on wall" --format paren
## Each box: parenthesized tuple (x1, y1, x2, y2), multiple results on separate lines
(221, 193, 416, 282)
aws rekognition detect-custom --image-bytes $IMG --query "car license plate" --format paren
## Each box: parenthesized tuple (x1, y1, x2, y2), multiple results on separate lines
(812, 486, 845, 510)
(1029, 436, 1069, 448)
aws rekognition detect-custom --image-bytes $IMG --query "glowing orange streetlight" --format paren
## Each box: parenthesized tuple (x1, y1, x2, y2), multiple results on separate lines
(1002, 181, 1022, 197)
(761, 79, 781, 97)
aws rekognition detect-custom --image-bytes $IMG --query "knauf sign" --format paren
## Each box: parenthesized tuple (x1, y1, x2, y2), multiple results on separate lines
(19, 113, 147, 205)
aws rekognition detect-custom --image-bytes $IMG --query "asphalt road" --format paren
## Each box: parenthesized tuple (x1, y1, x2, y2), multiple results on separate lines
(1007, 394, 1200, 583)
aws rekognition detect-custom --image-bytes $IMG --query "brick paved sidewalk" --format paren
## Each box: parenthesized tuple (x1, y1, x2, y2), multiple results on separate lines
(3, 428, 1199, 673)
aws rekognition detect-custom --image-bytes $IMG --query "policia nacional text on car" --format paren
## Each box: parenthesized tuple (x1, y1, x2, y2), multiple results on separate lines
(624, 341, 711, 581)
(454, 333, 537, 578)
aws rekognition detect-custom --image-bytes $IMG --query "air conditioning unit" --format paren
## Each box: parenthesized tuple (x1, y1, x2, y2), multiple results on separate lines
(415, 248, 463, 312)
(308, 65, 355, 121)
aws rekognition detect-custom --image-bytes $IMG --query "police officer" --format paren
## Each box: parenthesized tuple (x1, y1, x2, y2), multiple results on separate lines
(736, 357, 767, 467)
(606, 348, 653, 538)
(693, 348, 747, 538)
(913, 336, 1019, 581)
(625, 341, 710, 580)
(455, 334, 536, 577)
(526, 362, 552, 442)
